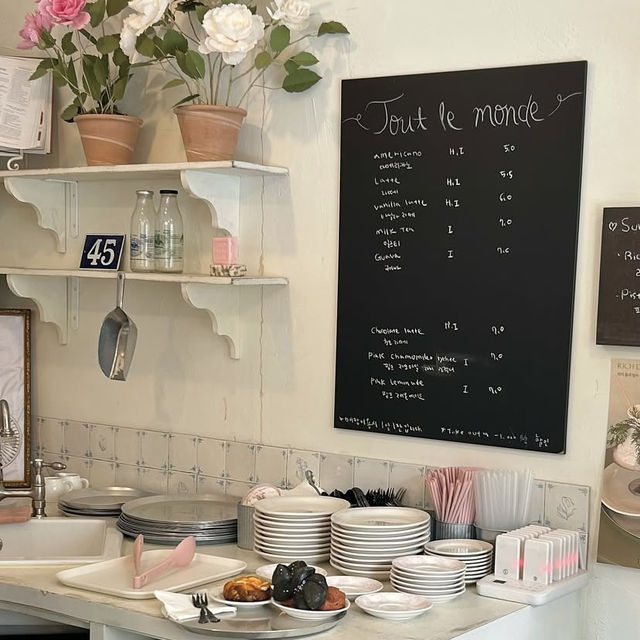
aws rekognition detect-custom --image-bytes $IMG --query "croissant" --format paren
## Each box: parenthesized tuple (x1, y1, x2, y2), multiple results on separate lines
(223, 576, 272, 602)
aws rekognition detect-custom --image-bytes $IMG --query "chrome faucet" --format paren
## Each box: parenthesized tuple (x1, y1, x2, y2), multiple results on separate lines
(0, 399, 66, 518)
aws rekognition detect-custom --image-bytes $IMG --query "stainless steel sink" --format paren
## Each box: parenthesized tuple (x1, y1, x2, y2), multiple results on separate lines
(0, 518, 122, 565)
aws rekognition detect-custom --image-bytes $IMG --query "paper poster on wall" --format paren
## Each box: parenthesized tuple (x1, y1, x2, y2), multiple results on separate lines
(597, 358, 640, 568)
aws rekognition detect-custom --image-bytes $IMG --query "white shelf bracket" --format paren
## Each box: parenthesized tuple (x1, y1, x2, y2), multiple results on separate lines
(180, 170, 240, 237)
(181, 283, 240, 359)
(6, 274, 70, 344)
(3, 177, 78, 252)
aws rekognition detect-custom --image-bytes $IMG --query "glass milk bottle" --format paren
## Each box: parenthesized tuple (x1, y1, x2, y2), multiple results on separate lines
(129, 190, 155, 272)
(154, 189, 184, 273)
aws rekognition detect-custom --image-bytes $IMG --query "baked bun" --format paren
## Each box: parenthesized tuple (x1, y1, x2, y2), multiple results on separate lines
(223, 576, 272, 602)
(319, 586, 346, 611)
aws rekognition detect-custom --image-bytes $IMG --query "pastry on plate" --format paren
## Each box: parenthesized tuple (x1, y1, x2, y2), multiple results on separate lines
(222, 576, 272, 602)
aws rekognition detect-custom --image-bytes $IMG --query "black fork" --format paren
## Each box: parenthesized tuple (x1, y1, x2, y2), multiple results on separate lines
(191, 593, 219, 624)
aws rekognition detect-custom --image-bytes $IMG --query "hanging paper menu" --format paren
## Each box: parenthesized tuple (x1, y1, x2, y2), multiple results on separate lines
(334, 61, 587, 453)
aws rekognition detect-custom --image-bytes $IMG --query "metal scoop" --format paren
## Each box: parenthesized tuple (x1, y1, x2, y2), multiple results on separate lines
(98, 272, 137, 381)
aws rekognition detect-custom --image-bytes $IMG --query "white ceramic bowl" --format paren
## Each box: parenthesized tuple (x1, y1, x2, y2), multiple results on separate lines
(270, 598, 350, 620)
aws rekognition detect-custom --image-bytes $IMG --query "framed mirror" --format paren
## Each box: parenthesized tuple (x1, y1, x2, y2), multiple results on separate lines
(0, 309, 31, 487)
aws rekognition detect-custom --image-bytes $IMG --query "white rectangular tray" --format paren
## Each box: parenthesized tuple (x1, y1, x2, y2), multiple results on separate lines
(56, 550, 247, 599)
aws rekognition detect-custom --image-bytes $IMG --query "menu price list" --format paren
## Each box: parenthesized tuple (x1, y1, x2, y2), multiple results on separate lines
(335, 61, 587, 453)
(597, 207, 640, 346)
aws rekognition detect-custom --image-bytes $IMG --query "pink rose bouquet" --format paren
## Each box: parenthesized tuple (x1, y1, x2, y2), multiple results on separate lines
(18, 0, 146, 118)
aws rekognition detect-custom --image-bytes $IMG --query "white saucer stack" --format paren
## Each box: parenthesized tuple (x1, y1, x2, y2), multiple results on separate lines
(330, 507, 431, 579)
(390, 555, 466, 603)
(424, 538, 494, 583)
(253, 496, 350, 563)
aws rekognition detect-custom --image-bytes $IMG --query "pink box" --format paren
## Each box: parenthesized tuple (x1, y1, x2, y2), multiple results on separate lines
(212, 237, 238, 265)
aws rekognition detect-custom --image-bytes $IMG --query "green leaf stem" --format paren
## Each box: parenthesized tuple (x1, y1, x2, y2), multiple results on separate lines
(86, 0, 106, 28)
(270, 25, 290, 53)
(282, 68, 321, 93)
(318, 21, 349, 36)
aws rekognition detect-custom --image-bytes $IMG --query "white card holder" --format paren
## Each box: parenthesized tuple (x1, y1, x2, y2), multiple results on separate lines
(539, 533, 564, 582)
(522, 538, 553, 585)
(555, 529, 579, 576)
(494, 534, 522, 580)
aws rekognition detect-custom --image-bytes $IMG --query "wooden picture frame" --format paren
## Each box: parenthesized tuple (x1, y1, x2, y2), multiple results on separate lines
(0, 309, 31, 487)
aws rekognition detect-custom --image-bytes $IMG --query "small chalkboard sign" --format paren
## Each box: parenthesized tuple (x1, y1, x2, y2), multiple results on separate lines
(597, 207, 640, 346)
(334, 61, 587, 454)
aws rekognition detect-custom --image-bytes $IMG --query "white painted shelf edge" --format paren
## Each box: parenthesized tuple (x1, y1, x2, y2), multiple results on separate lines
(0, 267, 287, 286)
(0, 160, 289, 180)
(1, 160, 288, 250)
(2, 269, 287, 358)
(0, 161, 290, 359)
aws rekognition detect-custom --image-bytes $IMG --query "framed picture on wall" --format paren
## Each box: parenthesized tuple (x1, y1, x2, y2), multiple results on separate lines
(0, 309, 31, 487)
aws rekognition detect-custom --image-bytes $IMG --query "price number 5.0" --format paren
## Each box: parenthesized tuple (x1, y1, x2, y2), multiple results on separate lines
(80, 234, 125, 270)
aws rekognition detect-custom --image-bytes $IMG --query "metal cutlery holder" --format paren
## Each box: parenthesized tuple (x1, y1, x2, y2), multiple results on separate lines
(434, 520, 476, 540)
(237, 503, 255, 550)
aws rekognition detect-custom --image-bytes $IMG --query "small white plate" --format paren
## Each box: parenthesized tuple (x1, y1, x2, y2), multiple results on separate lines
(355, 592, 432, 620)
(210, 586, 271, 608)
(325, 576, 383, 599)
(255, 550, 330, 563)
(255, 496, 350, 518)
(271, 598, 350, 620)
(254, 563, 328, 581)
(331, 522, 431, 540)
(424, 539, 493, 556)
(332, 507, 429, 531)
(392, 555, 466, 574)
(329, 560, 389, 579)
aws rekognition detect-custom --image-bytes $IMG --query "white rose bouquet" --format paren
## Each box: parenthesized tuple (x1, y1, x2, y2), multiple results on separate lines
(119, 0, 349, 107)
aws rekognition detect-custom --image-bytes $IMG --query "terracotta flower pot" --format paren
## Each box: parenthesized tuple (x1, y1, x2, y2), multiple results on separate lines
(74, 114, 143, 166)
(173, 105, 247, 162)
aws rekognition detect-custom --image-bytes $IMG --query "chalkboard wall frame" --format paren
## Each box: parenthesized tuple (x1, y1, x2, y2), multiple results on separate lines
(334, 60, 588, 455)
(597, 207, 640, 347)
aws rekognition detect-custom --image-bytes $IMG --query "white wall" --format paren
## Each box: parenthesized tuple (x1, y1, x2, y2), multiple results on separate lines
(2, 1, 640, 636)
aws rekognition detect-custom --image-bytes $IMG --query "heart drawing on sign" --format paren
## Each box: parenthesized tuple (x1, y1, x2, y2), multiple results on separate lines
(609, 221, 618, 232)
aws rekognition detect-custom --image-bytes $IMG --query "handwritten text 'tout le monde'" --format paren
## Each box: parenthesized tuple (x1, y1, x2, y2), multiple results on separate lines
(342, 91, 582, 136)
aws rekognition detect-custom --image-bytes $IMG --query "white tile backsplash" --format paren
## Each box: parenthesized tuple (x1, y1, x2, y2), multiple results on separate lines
(169, 434, 198, 473)
(114, 428, 140, 466)
(354, 457, 390, 491)
(255, 445, 287, 488)
(34, 415, 592, 532)
(319, 453, 354, 492)
(63, 421, 89, 457)
(544, 481, 590, 532)
(39, 418, 64, 456)
(198, 437, 225, 477)
(286, 449, 319, 490)
(89, 460, 115, 487)
(197, 474, 227, 495)
(140, 431, 169, 470)
(115, 463, 140, 488)
(168, 471, 197, 494)
(389, 462, 426, 509)
(226, 443, 256, 482)
(90, 424, 115, 461)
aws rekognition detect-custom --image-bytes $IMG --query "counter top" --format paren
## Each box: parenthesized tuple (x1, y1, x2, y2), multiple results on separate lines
(0, 537, 527, 640)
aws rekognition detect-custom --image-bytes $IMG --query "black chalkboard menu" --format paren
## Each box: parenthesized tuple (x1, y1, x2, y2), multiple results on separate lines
(597, 207, 640, 346)
(334, 61, 587, 454)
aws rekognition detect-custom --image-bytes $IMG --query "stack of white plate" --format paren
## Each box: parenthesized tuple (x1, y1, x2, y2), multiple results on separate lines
(330, 507, 431, 579)
(253, 496, 350, 563)
(424, 539, 494, 583)
(390, 555, 466, 603)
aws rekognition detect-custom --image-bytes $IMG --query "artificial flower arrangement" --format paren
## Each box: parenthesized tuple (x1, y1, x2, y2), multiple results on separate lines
(18, 0, 142, 119)
(119, 0, 349, 108)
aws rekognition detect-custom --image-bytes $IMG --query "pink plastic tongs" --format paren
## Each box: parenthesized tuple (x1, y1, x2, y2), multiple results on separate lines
(132, 534, 197, 589)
